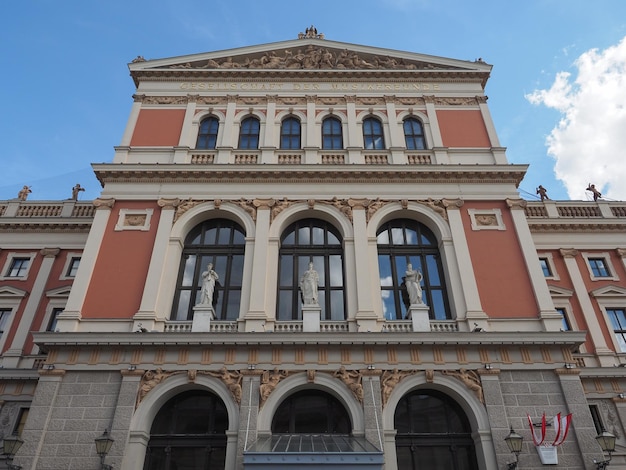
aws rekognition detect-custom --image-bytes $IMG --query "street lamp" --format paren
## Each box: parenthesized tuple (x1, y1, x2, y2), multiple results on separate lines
(594, 428, 616, 470)
(504, 427, 523, 469)
(3, 433, 24, 470)
(94, 429, 114, 470)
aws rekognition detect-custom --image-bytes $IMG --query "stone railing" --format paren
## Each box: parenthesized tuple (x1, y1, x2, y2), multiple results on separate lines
(234, 154, 258, 164)
(407, 153, 432, 164)
(190, 152, 216, 164)
(321, 154, 345, 164)
(525, 201, 626, 220)
(163, 320, 458, 333)
(164, 321, 237, 333)
(277, 154, 302, 164)
(0, 200, 96, 219)
(364, 154, 389, 164)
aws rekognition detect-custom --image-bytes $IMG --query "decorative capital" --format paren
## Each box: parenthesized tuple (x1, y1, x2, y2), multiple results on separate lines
(40, 248, 60, 258)
(253, 198, 276, 209)
(559, 248, 579, 258)
(505, 198, 528, 210)
(157, 198, 181, 209)
(93, 198, 115, 210)
(347, 198, 370, 210)
(132, 94, 145, 103)
(617, 248, 626, 258)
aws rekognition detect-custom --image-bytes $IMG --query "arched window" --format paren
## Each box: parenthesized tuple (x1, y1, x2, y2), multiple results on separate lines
(277, 219, 345, 321)
(322, 117, 343, 149)
(239, 116, 260, 149)
(377, 219, 450, 320)
(363, 117, 385, 150)
(143, 390, 228, 470)
(196, 116, 219, 149)
(403, 117, 426, 150)
(394, 390, 479, 470)
(172, 219, 245, 321)
(272, 390, 351, 434)
(280, 116, 301, 149)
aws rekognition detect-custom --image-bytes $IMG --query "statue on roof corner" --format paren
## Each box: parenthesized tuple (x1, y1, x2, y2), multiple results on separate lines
(586, 183, 602, 201)
(536, 185, 549, 202)
(298, 25, 324, 40)
(17, 185, 31, 201)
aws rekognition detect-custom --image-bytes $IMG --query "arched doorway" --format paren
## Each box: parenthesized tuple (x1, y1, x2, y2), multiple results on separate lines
(143, 390, 228, 470)
(394, 389, 479, 469)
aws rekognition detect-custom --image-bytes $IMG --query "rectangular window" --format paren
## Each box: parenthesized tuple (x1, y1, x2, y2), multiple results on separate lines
(47, 308, 63, 332)
(556, 307, 571, 331)
(607, 308, 626, 352)
(539, 258, 552, 277)
(589, 405, 604, 434)
(0, 309, 11, 335)
(7, 258, 29, 278)
(589, 258, 610, 277)
(66, 257, 80, 277)
(13, 408, 29, 436)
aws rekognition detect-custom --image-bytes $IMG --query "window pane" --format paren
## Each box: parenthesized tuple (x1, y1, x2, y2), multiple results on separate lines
(381, 292, 396, 320)
(330, 291, 344, 321)
(430, 290, 446, 320)
(181, 255, 197, 286)
(231, 255, 244, 286)
(278, 291, 293, 320)
(377, 230, 389, 244)
(312, 226, 324, 244)
(280, 256, 293, 286)
(329, 255, 343, 286)
(426, 255, 441, 285)
(175, 291, 191, 320)
(225, 290, 241, 320)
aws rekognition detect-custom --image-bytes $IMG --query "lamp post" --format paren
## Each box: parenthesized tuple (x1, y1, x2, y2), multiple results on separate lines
(3, 434, 24, 470)
(594, 428, 616, 470)
(94, 429, 114, 470)
(504, 427, 523, 470)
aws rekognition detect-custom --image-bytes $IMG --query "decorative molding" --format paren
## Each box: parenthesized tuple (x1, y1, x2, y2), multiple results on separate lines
(157, 198, 181, 209)
(441, 369, 484, 403)
(40, 248, 60, 258)
(381, 369, 416, 407)
(468, 208, 505, 231)
(115, 208, 154, 232)
(260, 368, 288, 406)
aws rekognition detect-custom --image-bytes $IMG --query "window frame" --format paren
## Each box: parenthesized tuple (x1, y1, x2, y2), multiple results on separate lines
(196, 116, 220, 150)
(0, 253, 36, 280)
(277, 219, 346, 321)
(280, 116, 301, 150)
(377, 219, 451, 321)
(171, 219, 246, 322)
(322, 116, 343, 150)
(582, 252, 619, 281)
(403, 117, 426, 150)
(362, 116, 385, 150)
(60, 253, 82, 280)
(538, 253, 559, 280)
(238, 116, 261, 150)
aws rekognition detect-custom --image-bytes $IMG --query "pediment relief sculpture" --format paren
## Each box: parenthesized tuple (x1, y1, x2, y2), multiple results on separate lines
(164, 45, 459, 72)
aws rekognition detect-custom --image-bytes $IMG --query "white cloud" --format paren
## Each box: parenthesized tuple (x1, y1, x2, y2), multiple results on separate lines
(526, 36, 626, 201)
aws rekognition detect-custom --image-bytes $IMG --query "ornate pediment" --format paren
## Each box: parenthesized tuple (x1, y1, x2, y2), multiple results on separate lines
(129, 37, 491, 75)
(0, 286, 27, 298)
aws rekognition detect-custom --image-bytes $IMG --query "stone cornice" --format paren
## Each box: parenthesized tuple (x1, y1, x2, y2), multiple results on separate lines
(528, 222, 626, 232)
(33, 330, 585, 349)
(0, 222, 92, 233)
(93, 163, 527, 186)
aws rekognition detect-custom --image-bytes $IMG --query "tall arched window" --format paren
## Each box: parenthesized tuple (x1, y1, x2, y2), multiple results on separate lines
(322, 116, 343, 149)
(377, 219, 450, 320)
(239, 116, 260, 149)
(172, 219, 245, 321)
(403, 117, 426, 150)
(272, 390, 351, 434)
(143, 390, 228, 470)
(280, 116, 301, 149)
(363, 117, 385, 150)
(277, 219, 345, 321)
(196, 116, 219, 149)
(394, 390, 479, 469)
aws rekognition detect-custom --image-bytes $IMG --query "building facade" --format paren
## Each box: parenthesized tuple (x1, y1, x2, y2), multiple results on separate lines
(1, 29, 625, 469)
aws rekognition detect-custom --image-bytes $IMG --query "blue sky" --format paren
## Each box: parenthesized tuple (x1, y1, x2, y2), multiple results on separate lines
(2, 1, 626, 202)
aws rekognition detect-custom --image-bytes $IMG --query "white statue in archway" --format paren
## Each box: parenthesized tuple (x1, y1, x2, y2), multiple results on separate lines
(405, 263, 423, 305)
(300, 262, 319, 305)
(198, 263, 219, 305)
